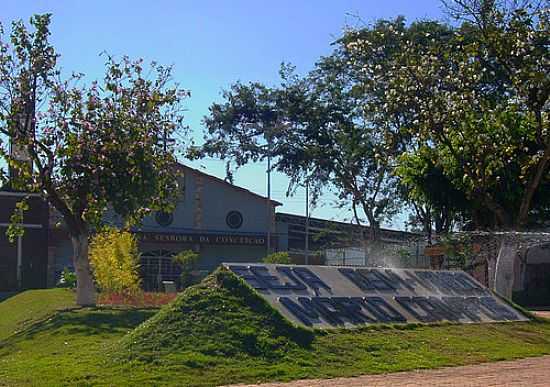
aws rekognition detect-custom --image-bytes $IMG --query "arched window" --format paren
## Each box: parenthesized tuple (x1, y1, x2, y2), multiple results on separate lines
(140, 249, 180, 291)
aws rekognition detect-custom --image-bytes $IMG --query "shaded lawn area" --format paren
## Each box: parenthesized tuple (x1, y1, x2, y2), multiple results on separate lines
(0, 288, 75, 341)
(2, 308, 550, 386)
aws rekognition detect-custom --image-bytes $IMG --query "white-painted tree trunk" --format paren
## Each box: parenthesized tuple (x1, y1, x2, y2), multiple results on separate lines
(71, 232, 96, 306)
(493, 238, 518, 299)
(487, 256, 496, 290)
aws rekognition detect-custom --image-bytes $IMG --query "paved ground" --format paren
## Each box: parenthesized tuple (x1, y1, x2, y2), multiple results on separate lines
(232, 355, 550, 387)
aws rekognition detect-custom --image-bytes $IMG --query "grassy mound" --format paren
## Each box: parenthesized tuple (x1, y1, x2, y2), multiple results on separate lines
(120, 268, 313, 361)
(0, 288, 75, 341)
(2, 271, 550, 385)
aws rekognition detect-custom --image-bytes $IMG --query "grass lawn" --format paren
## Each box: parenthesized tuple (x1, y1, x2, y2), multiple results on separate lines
(0, 288, 75, 341)
(1, 274, 550, 386)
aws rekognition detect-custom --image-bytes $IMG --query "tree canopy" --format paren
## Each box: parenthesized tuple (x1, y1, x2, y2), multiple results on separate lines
(199, 0, 548, 235)
(0, 14, 189, 305)
(344, 0, 549, 230)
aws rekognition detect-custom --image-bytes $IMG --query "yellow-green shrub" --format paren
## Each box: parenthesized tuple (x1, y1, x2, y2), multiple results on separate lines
(89, 227, 141, 295)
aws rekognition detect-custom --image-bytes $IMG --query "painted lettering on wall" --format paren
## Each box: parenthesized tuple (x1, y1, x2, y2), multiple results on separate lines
(137, 232, 266, 245)
(224, 264, 527, 328)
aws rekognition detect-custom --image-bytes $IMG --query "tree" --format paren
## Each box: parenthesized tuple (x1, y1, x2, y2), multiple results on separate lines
(396, 146, 470, 240)
(340, 18, 464, 238)
(344, 1, 549, 230)
(200, 47, 404, 242)
(342, 1, 548, 297)
(0, 14, 188, 305)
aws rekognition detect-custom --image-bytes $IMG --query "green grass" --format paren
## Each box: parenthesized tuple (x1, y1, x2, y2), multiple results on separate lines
(0, 288, 76, 341)
(2, 270, 550, 386)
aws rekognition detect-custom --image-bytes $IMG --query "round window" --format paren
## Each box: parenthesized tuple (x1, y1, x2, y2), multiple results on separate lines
(155, 211, 174, 227)
(226, 211, 243, 229)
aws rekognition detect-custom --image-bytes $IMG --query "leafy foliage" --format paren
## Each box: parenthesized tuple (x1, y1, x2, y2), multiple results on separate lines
(6, 199, 29, 242)
(199, 57, 403, 240)
(172, 249, 200, 288)
(56, 267, 77, 289)
(0, 14, 188, 304)
(396, 145, 470, 236)
(344, 1, 549, 230)
(89, 227, 141, 295)
(262, 251, 292, 264)
(199, 3, 548, 235)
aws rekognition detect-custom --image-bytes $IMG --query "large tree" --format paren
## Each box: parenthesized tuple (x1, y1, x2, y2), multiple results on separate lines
(0, 15, 188, 305)
(344, 0, 549, 231)
(199, 39, 408, 242)
(339, 18, 465, 238)
(343, 0, 548, 297)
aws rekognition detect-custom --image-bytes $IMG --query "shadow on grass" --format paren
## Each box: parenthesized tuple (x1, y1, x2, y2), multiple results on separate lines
(6, 308, 157, 343)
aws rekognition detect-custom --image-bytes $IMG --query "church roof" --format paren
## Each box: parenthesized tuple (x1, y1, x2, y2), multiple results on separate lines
(176, 163, 282, 207)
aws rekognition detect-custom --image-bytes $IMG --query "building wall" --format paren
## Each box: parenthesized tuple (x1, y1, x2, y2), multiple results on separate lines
(47, 166, 279, 287)
(512, 243, 550, 307)
(198, 245, 267, 270)
(137, 168, 273, 234)
(0, 192, 49, 291)
(48, 235, 74, 279)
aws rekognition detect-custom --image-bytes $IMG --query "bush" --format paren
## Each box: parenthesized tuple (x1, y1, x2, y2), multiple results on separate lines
(57, 267, 77, 288)
(172, 250, 200, 288)
(89, 227, 141, 295)
(262, 251, 292, 264)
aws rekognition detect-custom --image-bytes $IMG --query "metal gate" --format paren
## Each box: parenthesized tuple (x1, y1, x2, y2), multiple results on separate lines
(140, 249, 181, 291)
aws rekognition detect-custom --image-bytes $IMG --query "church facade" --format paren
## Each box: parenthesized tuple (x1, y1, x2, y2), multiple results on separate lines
(1, 163, 419, 291)
(49, 164, 281, 290)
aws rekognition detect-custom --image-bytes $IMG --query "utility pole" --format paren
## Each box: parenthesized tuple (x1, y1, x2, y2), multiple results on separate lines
(305, 179, 310, 265)
(266, 136, 272, 255)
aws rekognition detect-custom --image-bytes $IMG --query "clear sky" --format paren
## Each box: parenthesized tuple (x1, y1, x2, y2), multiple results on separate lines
(2, 0, 444, 229)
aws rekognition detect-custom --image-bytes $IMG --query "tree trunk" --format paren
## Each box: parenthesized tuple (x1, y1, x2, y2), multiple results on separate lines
(517, 148, 550, 228)
(71, 232, 96, 306)
(494, 238, 518, 300)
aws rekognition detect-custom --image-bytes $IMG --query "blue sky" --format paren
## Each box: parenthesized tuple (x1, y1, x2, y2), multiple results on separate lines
(2, 0, 444, 229)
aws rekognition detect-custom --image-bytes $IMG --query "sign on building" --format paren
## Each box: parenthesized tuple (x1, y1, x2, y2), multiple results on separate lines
(138, 232, 267, 246)
(224, 263, 527, 328)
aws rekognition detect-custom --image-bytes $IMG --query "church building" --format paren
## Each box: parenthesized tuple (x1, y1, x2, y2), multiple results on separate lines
(1, 163, 419, 292)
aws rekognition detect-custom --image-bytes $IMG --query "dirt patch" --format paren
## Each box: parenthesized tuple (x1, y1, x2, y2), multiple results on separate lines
(233, 355, 550, 387)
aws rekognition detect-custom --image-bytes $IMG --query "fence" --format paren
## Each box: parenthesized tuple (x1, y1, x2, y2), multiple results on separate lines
(324, 240, 430, 269)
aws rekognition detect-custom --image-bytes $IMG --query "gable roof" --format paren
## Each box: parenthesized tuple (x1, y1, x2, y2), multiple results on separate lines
(176, 163, 282, 206)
